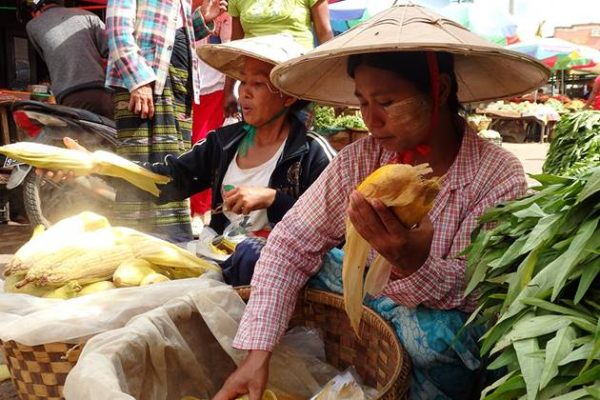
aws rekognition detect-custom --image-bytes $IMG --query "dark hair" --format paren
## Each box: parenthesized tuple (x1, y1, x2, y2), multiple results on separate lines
(288, 99, 311, 115)
(347, 51, 462, 116)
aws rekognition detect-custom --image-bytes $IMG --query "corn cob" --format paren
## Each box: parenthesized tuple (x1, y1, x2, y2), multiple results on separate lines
(343, 163, 441, 336)
(33, 244, 135, 287)
(77, 280, 116, 296)
(17, 227, 117, 287)
(0, 142, 94, 174)
(43, 281, 82, 299)
(0, 143, 171, 197)
(113, 259, 156, 287)
(4, 211, 109, 276)
(140, 272, 170, 285)
(113, 226, 220, 274)
(3, 273, 53, 297)
(92, 150, 170, 196)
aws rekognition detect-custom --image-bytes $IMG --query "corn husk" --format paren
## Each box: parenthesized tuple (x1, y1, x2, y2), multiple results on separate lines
(343, 163, 441, 336)
(0, 142, 170, 196)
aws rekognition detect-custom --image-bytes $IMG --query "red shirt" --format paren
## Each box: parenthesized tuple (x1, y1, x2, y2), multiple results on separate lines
(234, 129, 529, 351)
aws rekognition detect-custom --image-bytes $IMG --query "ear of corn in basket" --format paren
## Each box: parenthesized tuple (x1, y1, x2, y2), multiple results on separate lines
(0, 142, 170, 196)
(180, 389, 278, 400)
(343, 163, 441, 336)
(4, 212, 220, 298)
(3, 211, 110, 277)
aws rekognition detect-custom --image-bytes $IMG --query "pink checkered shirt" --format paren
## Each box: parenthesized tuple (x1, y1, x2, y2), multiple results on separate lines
(234, 129, 528, 351)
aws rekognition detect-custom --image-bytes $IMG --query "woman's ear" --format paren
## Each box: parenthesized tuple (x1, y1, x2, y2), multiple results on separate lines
(439, 73, 452, 106)
(284, 96, 297, 108)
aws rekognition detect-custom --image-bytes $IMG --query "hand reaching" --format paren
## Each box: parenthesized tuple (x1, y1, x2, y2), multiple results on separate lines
(223, 186, 276, 215)
(199, 0, 228, 23)
(35, 137, 89, 183)
(212, 350, 271, 400)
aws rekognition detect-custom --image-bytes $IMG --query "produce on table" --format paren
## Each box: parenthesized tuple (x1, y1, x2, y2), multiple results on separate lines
(313, 105, 367, 132)
(313, 105, 337, 131)
(343, 164, 441, 336)
(2, 212, 219, 299)
(565, 99, 586, 112)
(543, 111, 600, 176)
(0, 142, 170, 196)
(464, 168, 600, 400)
(483, 100, 561, 117)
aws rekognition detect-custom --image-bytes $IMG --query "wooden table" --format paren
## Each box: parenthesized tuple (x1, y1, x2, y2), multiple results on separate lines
(477, 110, 558, 143)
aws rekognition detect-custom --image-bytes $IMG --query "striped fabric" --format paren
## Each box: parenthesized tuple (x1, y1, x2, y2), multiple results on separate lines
(112, 29, 193, 242)
(234, 128, 529, 351)
(105, 0, 213, 103)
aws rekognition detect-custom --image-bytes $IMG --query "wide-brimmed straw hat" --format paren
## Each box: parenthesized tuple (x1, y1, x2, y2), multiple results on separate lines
(270, 4, 550, 106)
(197, 34, 307, 82)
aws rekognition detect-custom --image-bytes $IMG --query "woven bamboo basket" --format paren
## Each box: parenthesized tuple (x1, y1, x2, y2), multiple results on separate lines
(0, 287, 410, 400)
(0, 340, 82, 400)
(237, 287, 411, 400)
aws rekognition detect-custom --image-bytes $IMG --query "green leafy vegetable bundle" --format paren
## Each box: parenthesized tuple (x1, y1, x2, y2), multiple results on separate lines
(465, 168, 600, 400)
(312, 105, 367, 132)
(543, 111, 600, 176)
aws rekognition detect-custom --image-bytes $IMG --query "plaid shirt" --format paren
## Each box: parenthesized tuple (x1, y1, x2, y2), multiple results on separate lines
(105, 0, 213, 103)
(234, 129, 528, 351)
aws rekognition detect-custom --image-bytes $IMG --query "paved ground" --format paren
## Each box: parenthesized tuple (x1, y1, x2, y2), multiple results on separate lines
(503, 142, 550, 187)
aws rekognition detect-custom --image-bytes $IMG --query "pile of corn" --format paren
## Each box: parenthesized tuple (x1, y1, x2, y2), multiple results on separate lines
(2, 212, 220, 299)
(343, 163, 441, 336)
(0, 142, 170, 196)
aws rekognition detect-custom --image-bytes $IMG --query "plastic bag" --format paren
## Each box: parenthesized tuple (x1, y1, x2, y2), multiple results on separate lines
(310, 368, 377, 400)
(0, 271, 222, 346)
(64, 281, 340, 400)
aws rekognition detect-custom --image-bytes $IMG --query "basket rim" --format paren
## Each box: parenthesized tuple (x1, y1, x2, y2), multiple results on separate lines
(235, 286, 407, 397)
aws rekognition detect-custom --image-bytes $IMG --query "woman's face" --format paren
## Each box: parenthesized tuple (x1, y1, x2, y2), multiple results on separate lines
(238, 58, 293, 126)
(353, 64, 432, 153)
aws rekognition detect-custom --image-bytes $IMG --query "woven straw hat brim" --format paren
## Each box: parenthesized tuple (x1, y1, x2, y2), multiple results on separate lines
(197, 34, 307, 82)
(270, 4, 551, 106)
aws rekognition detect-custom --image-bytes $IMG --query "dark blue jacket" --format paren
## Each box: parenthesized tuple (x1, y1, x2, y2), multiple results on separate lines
(150, 118, 336, 234)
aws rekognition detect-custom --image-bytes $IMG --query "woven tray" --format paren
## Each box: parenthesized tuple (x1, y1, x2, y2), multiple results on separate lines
(0, 341, 82, 400)
(237, 287, 411, 400)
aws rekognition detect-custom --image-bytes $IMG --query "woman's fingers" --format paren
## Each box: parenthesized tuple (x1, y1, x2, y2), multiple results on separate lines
(63, 137, 90, 153)
(147, 97, 155, 119)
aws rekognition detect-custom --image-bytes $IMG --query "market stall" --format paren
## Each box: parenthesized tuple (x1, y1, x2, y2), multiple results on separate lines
(471, 98, 588, 143)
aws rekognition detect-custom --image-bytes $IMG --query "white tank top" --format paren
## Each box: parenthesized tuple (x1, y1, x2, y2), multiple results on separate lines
(222, 140, 286, 232)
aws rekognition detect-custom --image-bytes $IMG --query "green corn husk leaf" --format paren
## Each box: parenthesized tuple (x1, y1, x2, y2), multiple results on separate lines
(539, 326, 576, 390)
(546, 384, 600, 400)
(488, 348, 518, 370)
(520, 298, 595, 322)
(514, 338, 545, 400)
(552, 219, 600, 301)
(577, 167, 600, 204)
(559, 341, 599, 366)
(566, 364, 600, 387)
(575, 257, 600, 304)
(480, 371, 518, 399)
(481, 311, 527, 356)
(492, 315, 572, 355)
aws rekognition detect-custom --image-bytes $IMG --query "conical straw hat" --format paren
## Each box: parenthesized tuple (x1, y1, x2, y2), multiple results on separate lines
(197, 34, 307, 82)
(270, 4, 550, 106)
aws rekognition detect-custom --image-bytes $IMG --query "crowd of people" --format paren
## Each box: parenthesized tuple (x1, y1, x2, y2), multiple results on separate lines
(28, 1, 565, 399)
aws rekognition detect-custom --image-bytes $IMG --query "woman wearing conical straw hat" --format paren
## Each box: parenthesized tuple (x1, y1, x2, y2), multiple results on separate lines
(214, 4, 549, 400)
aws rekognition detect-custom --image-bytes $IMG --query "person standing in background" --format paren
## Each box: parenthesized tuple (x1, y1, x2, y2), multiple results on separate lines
(105, 0, 226, 242)
(24, 0, 113, 118)
(222, 0, 333, 117)
(586, 75, 600, 110)
(190, 12, 232, 226)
